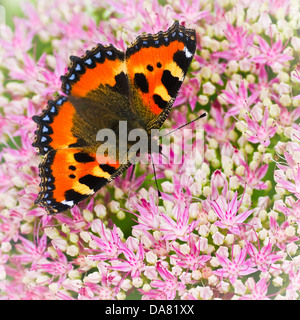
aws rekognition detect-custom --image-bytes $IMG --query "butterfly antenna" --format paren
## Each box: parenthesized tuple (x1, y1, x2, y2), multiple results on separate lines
(160, 112, 207, 138)
(151, 154, 162, 198)
(158, 145, 169, 162)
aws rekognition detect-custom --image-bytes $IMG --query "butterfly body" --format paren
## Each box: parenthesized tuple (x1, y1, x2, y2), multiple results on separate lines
(33, 21, 196, 213)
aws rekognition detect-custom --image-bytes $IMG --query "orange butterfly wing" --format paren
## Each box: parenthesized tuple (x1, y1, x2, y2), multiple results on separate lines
(33, 47, 131, 213)
(126, 21, 196, 130)
(33, 21, 196, 214)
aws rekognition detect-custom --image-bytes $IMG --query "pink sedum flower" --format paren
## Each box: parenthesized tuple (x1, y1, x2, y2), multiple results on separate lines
(210, 192, 254, 234)
(269, 216, 299, 251)
(247, 241, 282, 272)
(1, 0, 300, 301)
(221, 80, 259, 117)
(274, 198, 300, 223)
(110, 241, 145, 278)
(170, 237, 211, 271)
(243, 108, 277, 147)
(150, 262, 186, 300)
(235, 156, 269, 190)
(251, 36, 293, 67)
(275, 165, 300, 199)
(239, 278, 270, 300)
(31, 248, 73, 284)
(173, 0, 210, 25)
(204, 102, 234, 143)
(88, 221, 121, 261)
(213, 24, 254, 61)
(160, 204, 199, 241)
(214, 248, 257, 284)
(173, 78, 200, 110)
(0, 18, 35, 57)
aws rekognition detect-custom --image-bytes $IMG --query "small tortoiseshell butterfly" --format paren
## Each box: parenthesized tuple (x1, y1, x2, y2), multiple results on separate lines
(32, 21, 196, 214)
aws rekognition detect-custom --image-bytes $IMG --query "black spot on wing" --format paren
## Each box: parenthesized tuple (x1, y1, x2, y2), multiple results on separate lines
(161, 70, 180, 98)
(153, 94, 168, 109)
(173, 50, 191, 74)
(64, 189, 87, 202)
(69, 138, 90, 148)
(134, 73, 149, 93)
(79, 174, 107, 191)
(147, 64, 153, 72)
(99, 164, 116, 175)
(74, 152, 95, 163)
(110, 72, 130, 96)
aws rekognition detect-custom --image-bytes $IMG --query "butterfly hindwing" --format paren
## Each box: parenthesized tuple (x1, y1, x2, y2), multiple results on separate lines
(35, 147, 126, 213)
(32, 95, 132, 213)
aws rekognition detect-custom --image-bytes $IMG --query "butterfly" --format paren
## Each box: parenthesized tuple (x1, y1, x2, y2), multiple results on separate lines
(32, 21, 197, 214)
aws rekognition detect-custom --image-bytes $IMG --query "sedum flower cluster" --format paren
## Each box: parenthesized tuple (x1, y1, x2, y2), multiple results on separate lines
(0, 0, 300, 300)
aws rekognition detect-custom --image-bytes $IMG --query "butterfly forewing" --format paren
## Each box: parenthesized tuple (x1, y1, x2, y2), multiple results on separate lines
(126, 21, 196, 130)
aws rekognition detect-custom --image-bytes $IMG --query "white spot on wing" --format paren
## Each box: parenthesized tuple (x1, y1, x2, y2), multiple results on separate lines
(184, 46, 193, 58)
(61, 200, 74, 207)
